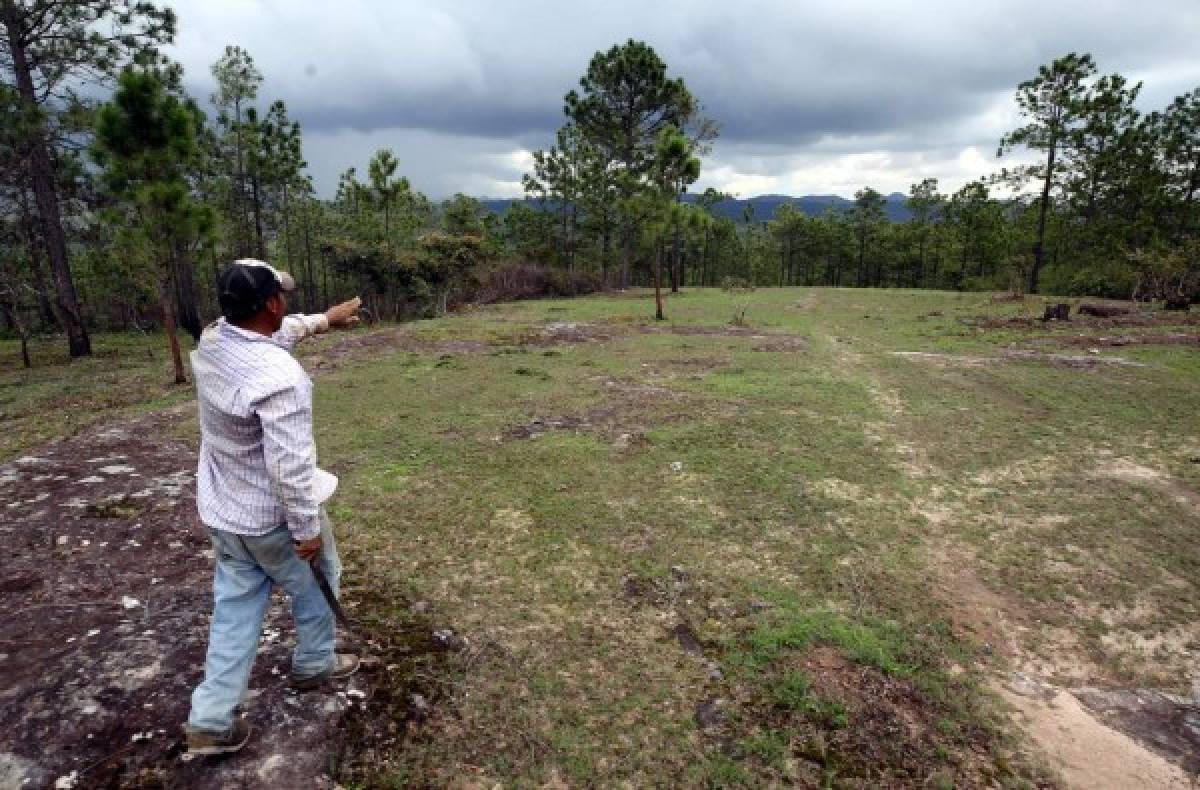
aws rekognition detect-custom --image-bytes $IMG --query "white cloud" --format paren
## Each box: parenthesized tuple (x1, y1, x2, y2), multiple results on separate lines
(301, 126, 534, 198)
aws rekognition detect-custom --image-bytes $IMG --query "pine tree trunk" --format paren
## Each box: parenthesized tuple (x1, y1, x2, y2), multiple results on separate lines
(210, 246, 221, 315)
(621, 222, 633, 290)
(1180, 154, 1200, 238)
(251, 172, 266, 259)
(653, 238, 665, 321)
(172, 245, 202, 342)
(780, 236, 788, 286)
(3, 2, 91, 356)
(322, 248, 330, 306)
(0, 299, 31, 367)
(233, 99, 250, 257)
(918, 233, 927, 288)
(159, 274, 187, 385)
(282, 181, 293, 278)
(857, 233, 867, 287)
(567, 205, 578, 272)
(20, 205, 61, 328)
(1031, 138, 1057, 295)
(302, 202, 317, 311)
(670, 225, 681, 293)
(601, 224, 611, 287)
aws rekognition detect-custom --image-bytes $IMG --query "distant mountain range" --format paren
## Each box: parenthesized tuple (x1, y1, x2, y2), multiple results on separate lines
(480, 192, 913, 223)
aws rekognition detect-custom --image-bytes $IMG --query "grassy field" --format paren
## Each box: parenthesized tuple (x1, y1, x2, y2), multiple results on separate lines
(0, 332, 197, 461)
(5, 289, 1197, 786)
(308, 289, 1196, 786)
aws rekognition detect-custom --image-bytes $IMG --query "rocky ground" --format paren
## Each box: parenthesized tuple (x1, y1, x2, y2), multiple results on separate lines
(0, 406, 403, 790)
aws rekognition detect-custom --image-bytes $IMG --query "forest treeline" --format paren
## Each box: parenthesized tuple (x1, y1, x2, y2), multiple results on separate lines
(2, 2, 1198, 373)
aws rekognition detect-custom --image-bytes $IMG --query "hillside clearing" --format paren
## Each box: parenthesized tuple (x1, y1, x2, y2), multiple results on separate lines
(1, 288, 1197, 787)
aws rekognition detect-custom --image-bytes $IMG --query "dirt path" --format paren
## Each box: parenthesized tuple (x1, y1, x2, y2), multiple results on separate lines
(825, 333, 1200, 788)
(1000, 687, 1195, 789)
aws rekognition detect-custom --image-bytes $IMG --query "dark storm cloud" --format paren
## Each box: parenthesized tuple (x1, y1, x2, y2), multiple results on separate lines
(295, 96, 563, 139)
(166, 0, 1200, 197)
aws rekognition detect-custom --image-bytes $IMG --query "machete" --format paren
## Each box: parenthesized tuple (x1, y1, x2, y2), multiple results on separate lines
(309, 559, 358, 634)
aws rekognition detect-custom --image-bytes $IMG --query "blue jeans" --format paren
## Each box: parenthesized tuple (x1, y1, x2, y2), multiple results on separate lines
(187, 509, 341, 733)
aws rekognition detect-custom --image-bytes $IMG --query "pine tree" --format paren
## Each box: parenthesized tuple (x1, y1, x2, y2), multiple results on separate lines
(210, 45, 262, 258)
(998, 53, 1096, 293)
(1, 0, 175, 356)
(92, 66, 211, 384)
(564, 40, 696, 288)
(850, 188, 887, 287)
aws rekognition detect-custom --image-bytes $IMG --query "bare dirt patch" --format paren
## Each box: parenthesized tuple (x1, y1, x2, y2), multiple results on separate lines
(968, 308, 1200, 332)
(890, 350, 1000, 368)
(925, 539, 1025, 663)
(304, 321, 621, 373)
(638, 324, 807, 352)
(749, 336, 807, 352)
(0, 410, 438, 788)
(1095, 458, 1200, 510)
(889, 349, 1146, 369)
(505, 376, 698, 447)
(521, 321, 617, 347)
(1039, 333, 1200, 349)
(303, 327, 490, 372)
(1000, 348, 1147, 368)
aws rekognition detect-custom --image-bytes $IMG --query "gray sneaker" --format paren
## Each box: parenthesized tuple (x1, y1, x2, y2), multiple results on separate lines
(185, 717, 251, 756)
(289, 653, 361, 691)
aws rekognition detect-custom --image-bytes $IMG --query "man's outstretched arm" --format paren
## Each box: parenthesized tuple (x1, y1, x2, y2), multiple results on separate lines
(273, 296, 362, 350)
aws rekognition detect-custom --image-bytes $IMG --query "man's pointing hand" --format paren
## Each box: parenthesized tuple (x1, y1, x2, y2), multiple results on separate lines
(325, 296, 362, 329)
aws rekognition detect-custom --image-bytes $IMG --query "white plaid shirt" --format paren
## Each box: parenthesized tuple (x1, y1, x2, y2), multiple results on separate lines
(191, 314, 335, 541)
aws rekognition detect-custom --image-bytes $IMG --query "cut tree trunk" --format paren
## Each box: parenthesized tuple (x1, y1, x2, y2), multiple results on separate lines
(1042, 303, 1070, 322)
(1078, 303, 1130, 318)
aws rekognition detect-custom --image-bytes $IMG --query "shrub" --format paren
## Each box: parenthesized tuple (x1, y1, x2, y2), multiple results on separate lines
(472, 260, 604, 304)
(720, 276, 756, 293)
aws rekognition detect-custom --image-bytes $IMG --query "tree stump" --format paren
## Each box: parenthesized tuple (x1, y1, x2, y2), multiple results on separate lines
(1078, 303, 1131, 318)
(1042, 303, 1070, 322)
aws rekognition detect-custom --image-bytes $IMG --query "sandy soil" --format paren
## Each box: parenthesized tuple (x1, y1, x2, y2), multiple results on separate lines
(1000, 688, 1195, 789)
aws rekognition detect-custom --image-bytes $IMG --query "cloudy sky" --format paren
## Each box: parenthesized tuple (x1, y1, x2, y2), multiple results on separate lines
(166, 0, 1200, 201)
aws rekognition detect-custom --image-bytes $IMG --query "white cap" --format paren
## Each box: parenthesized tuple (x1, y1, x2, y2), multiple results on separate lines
(232, 258, 296, 292)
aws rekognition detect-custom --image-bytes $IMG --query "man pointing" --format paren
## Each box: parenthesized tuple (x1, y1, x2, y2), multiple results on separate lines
(184, 258, 362, 756)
